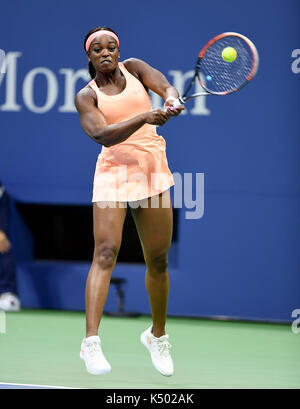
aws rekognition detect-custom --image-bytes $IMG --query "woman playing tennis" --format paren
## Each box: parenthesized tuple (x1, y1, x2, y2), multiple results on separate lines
(75, 26, 183, 377)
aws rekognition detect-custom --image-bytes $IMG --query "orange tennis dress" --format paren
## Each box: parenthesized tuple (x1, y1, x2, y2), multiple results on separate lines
(88, 63, 174, 203)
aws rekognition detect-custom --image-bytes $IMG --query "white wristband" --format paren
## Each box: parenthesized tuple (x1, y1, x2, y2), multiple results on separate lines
(164, 97, 177, 106)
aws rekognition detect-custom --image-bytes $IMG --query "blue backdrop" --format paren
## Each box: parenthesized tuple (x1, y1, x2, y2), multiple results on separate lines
(0, 0, 299, 321)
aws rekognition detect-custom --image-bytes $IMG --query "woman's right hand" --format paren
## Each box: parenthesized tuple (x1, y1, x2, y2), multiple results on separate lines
(0, 230, 11, 254)
(144, 109, 170, 126)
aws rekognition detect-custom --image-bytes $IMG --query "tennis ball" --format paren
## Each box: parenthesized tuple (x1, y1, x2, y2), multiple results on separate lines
(222, 47, 237, 63)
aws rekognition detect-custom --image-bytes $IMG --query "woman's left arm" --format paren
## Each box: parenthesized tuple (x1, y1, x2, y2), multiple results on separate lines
(123, 58, 184, 116)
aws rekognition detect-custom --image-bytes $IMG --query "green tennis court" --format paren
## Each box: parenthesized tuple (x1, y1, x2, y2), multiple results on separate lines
(0, 309, 299, 389)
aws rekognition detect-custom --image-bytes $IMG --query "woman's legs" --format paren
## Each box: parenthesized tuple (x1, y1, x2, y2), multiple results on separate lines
(85, 202, 127, 337)
(130, 191, 173, 338)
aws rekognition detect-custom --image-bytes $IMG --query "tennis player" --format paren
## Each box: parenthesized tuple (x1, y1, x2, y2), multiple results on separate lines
(75, 26, 183, 377)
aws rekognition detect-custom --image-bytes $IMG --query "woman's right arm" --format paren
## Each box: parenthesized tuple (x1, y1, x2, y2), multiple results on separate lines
(75, 88, 170, 147)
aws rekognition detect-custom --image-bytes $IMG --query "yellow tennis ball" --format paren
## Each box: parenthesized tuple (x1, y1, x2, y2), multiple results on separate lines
(222, 47, 237, 62)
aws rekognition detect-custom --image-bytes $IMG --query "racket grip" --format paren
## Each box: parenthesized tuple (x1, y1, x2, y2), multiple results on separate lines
(172, 97, 184, 108)
(164, 97, 184, 111)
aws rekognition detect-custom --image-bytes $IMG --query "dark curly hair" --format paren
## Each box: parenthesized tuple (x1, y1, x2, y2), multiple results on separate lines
(84, 26, 119, 79)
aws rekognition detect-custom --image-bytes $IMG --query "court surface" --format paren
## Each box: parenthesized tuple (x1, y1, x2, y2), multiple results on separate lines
(0, 309, 299, 389)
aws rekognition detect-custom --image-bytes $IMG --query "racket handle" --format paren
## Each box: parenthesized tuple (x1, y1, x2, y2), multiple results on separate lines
(163, 97, 184, 111)
(172, 97, 185, 108)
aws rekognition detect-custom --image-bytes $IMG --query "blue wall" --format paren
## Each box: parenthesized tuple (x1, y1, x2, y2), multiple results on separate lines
(1, 0, 299, 321)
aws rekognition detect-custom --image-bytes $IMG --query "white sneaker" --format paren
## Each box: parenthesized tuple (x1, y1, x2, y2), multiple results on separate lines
(140, 326, 174, 376)
(0, 292, 20, 312)
(80, 335, 111, 375)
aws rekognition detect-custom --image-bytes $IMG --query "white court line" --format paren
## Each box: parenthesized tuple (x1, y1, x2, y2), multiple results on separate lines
(0, 382, 80, 389)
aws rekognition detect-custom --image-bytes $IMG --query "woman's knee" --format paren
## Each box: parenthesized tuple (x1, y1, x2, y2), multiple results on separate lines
(93, 242, 119, 270)
(147, 252, 169, 274)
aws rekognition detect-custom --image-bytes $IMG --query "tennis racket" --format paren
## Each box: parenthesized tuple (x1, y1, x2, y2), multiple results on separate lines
(171, 32, 259, 108)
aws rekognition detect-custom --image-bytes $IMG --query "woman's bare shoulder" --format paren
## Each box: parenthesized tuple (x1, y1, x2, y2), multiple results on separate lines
(76, 83, 96, 99)
(122, 58, 149, 79)
(75, 84, 97, 111)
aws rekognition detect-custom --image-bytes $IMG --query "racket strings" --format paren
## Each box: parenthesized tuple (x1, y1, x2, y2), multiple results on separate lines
(200, 37, 253, 94)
